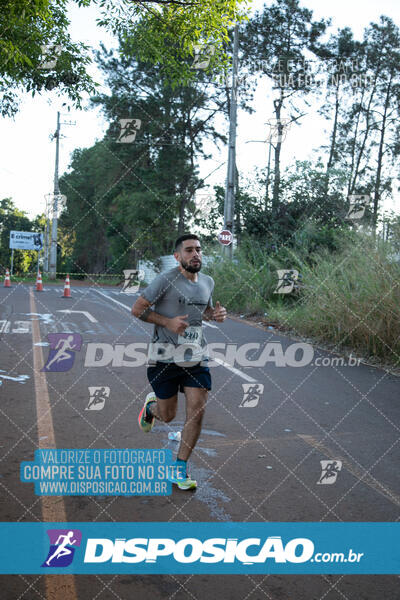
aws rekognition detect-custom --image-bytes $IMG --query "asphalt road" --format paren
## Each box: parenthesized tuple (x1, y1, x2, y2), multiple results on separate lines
(0, 283, 399, 599)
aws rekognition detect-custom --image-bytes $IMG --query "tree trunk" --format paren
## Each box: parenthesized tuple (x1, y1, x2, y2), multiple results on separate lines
(347, 85, 365, 196)
(324, 81, 340, 197)
(234, 164, 240, 244)
(373, 75, 392, 229)
(272, 93, 284, 216)
(349, 73, 378, 193)
(177, 200, 186, 235)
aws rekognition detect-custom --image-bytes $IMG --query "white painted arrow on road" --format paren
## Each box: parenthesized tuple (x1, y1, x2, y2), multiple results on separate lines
(57, 310, 98, 323)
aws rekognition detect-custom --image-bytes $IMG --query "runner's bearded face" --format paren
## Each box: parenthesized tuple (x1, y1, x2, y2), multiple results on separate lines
(178, 242, 202, 273)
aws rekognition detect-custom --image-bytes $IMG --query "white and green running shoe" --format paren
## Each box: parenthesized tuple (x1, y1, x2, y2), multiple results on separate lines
(138, 392, 156, 433)
(168, 470, 197, 490)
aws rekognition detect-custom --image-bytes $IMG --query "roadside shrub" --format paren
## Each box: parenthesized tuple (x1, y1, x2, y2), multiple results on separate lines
(268, 234, 400, 362)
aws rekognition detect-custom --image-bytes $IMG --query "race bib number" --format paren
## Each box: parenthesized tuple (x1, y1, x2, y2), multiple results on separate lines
(178, 326, 203, 346)
(177, 326, 204, 363)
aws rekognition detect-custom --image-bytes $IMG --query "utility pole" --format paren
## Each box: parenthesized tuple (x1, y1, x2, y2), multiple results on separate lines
(223, 24, 239, 259)
(44, 194, 51, 273)
(48, 110, 75, 279)
(49, 111, 60, 280)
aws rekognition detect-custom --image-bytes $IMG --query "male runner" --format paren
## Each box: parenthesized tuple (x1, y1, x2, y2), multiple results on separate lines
(132, 234, 227, 490)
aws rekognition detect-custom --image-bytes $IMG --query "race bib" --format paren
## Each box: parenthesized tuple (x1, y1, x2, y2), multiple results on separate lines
(177, 326, 203, 347)
(177, 326, 204, 363)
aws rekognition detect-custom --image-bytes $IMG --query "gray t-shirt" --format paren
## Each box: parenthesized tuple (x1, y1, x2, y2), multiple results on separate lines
(141, 267, 214, 364)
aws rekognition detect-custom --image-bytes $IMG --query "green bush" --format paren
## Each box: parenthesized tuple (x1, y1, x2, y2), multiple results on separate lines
(206, 231, 400, 364)
(268, 234, 400, 362)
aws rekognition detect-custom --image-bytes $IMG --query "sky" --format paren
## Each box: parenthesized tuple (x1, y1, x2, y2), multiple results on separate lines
(0, 0, 399, 220)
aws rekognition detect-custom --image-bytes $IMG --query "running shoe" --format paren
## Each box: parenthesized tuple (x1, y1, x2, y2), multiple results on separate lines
(168, 470, 197, 490)
(138, 392, 156, 433)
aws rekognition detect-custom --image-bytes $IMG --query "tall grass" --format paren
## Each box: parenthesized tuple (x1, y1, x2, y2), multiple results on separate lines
(205, 233, 400, 363)
(271, 236, 400, 362)
(204, 244, 276, 314)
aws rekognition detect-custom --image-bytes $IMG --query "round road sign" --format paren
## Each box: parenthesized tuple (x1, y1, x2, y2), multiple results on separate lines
(218, 230, 233, 246)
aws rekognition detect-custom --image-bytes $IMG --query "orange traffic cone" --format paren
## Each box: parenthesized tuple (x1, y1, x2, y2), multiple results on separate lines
(36, 270, 44, 292)
(63, 274, 71, 298)
(4, 269, 11, 287)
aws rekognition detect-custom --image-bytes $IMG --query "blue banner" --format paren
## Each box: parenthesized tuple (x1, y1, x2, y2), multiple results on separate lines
(0, 522, 398, 574)
(20, 449, 172, 496)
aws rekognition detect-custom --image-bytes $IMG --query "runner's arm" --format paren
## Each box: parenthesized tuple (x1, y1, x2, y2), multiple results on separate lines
(203, 301, 227, 322)
(202, 306, 214, 321)
(132, 296, 169, 327)
(132, 296, 189, 335)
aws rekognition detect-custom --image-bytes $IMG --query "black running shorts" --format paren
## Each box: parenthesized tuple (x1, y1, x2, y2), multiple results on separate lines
(147, 361, 212, 399)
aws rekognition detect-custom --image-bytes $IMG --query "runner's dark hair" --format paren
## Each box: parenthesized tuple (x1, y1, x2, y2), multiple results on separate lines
(174, 233, 200, 251)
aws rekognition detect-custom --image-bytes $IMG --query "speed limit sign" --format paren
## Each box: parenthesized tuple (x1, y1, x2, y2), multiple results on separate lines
(218, 230, 233, 246)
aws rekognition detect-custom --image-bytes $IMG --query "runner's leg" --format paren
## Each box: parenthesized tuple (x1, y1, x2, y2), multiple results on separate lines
(148, 394, 178, 422)
(177, 387, 207, 462)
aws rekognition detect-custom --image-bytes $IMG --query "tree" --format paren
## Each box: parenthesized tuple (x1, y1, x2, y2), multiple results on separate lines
(217, 160, 350, 253)
(0, 0, 250, 116)
(0, 198, 39, 272)
(98, 0, 250, 86)
(59, 38, 229, 271)
(316, 27, 363, 196)
(241, 0, 328, 215)
(335, 17, 400, 228)
(93, 38, 229, 232)
(0, 0, 96, 116)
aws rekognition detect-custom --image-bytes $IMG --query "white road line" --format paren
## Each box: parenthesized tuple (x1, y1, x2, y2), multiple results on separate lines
(0, 320, 10, 333)
(29, 288, 78, 600)
(1, 320, 33, 333)
(94, 289, 254, 382)
(94, 289, 132, 311)
(57, 309, 98, 323)
(203, 321, 218, 329)
(212, 358, 257, 382)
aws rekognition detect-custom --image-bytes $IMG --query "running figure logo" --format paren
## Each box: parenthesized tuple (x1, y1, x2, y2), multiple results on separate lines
(191, 44, 215, 70)
(42, 333, 82, 372)
(346, 194, 369, 220)
(240, 383, 264, 408)
(116, 119, 142, 143)
(121, 269, 145, 294)
(266, 118, 292, 143)
(274, 270, 299, 294)
(42, 529, 82, 567)
(86, 386, 110, 410)
(39, 44, 62, 69)
(317, 460, 343, 485)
